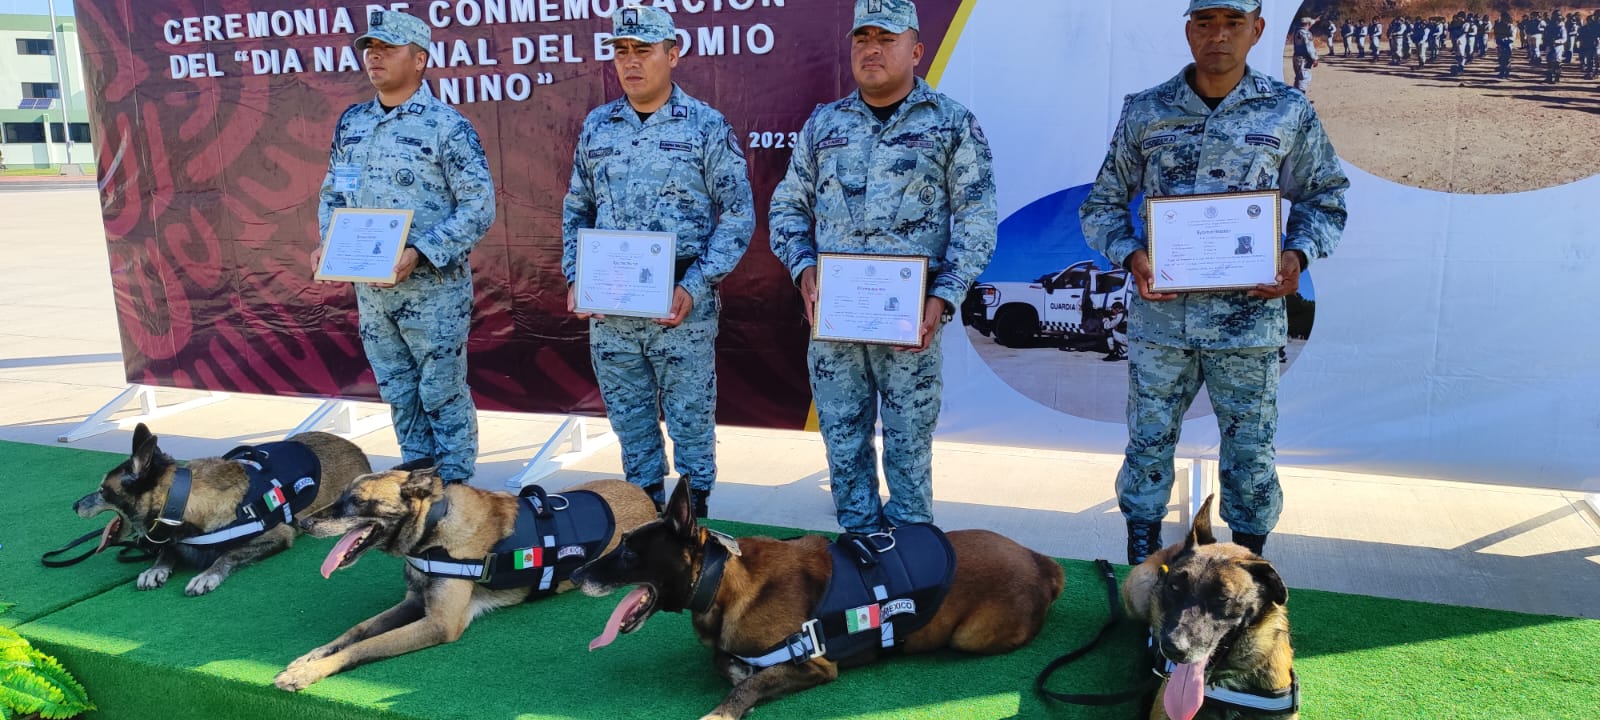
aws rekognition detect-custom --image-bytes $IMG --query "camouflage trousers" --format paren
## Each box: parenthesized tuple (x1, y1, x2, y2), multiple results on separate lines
(1116, 341, 1282, 536)
(590, 290, 720, 499)
(1292, 56, 1313, 91)
(809, 328, 945, 535)
(357, 266, 479, 483)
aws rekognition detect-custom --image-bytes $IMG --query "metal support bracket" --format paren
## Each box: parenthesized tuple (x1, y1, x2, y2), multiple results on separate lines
(505, 415, 616, 489)
(288, 399, 392, 440)
(58, 385, 229, 443)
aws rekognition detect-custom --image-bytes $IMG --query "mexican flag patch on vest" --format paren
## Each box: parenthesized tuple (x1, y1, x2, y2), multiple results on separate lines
(263, 486, 286, 512)
(512, 547, 543, 570)
(845, 604, 881, 633)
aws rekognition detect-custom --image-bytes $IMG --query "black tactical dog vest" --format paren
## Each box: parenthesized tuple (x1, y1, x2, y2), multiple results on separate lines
(166, 441, 322, 547)
(814, 523, 957, 661)
(408, 486, 615, 593)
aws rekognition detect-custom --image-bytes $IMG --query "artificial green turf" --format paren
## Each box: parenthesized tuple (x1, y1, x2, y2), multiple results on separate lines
(4, 440, 1598, 719)
(0, 442, 145, 626)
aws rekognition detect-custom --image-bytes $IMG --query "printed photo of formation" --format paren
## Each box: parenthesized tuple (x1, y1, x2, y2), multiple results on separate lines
(1285, 0, 1600, 194)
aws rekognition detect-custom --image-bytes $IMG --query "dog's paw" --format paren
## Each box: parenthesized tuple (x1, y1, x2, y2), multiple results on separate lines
(136, 566, 171, 590)
(287, 646, 336, 669)
(184, 571, 226, 596)
(698, 712, 741, 720)
(273, 663, 328, 692)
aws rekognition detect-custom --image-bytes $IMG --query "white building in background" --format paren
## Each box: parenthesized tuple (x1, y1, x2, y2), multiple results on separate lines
(0, 13, 91, 170)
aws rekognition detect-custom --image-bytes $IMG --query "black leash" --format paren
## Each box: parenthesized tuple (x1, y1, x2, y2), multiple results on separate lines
(41, 528, 156, 568)
(1035, 559, 1160, 706)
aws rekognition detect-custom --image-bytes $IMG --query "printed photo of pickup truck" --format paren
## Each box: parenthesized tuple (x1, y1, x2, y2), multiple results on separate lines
(962, 260, 1132, 349)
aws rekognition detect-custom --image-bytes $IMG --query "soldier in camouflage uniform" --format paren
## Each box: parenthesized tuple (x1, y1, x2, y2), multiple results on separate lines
(1546, 10, 1568, 83)
(769, 0, 996, 535)
(562, 4, 753, 517)
(1292, 17, 1317, 92)
(318, 10, 495, 484)
(1495, 12, 1517, 80)
(1080, 0, 1348, 564)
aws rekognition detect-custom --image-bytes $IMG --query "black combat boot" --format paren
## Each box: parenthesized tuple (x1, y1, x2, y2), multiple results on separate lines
(1126, 519, 1163, 565)
(1233, 531, 1268, 557)
(643, 483, 666, 514)
(692, 490, 709, 519)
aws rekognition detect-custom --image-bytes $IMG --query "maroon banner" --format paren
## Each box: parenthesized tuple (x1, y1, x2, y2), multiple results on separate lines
(74, 0, 961, 428)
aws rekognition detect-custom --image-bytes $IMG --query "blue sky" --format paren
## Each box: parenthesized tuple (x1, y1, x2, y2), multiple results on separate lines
(1, 0, 74, 15)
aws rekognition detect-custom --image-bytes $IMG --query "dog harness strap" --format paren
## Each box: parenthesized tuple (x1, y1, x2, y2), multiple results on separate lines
(182, 520, 268, 546)
(1200, 670, 1299, 714)
(734, 627, 823, 668)
(686, 535, 729, 614)
(405, 554, 485, 579)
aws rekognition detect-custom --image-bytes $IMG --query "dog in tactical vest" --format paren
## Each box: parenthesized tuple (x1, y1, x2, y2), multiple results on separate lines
(571, 480, 1065, 720)
(273, 464, 656, 691)
(71, 423, 372, 596)
(1122, 495, 1297, 720)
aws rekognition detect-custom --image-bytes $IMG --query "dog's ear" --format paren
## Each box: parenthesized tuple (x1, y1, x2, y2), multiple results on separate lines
(665, 479, 697, 540)
(1181, 494, 1218, 553)
(391, 457, 437, 473)
(399, 466, 441, 500)
(129, 428, 161, 478)
(1245, 560, 1288, 607)
(131, 423, 153, 457)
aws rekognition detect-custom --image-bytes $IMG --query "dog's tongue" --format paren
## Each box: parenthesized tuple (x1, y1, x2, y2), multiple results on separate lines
(320, 527, 366, 579)
(1164, 657, 1208, 720)
(589, 585, 649, 652)
(94, 517, 117, 554)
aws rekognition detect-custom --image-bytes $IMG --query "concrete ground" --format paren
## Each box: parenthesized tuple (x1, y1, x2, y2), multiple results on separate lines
(3, 184, 1597, 619)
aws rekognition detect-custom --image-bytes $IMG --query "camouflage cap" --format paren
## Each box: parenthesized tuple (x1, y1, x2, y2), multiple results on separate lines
(1184, 0, 1261, 15)
(605, 4, 676, 45)
(851, 0, 920, 34)
(355, 10, 431, 52)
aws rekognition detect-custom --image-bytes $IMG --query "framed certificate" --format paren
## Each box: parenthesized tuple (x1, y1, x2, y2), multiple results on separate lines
(574, 228, 677, 319)
(813, 253, 928, 347)
(1144, 190, 1283, 292)
(316, 208, 414, 283)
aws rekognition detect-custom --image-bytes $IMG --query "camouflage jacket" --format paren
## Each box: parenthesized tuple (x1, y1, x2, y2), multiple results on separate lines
(769, 77, 998, 313)
(561, 84, 754, 300)
(1080, 65, 1349, 349)
(318, 84, 496, 274)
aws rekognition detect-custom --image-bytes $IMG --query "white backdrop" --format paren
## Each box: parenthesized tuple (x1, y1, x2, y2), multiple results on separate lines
(932, 0, 1600, 493)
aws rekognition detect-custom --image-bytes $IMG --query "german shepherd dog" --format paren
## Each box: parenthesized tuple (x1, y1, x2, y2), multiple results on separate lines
(1122, 496, 1296, 720)
(571, 481, 1066, 720)
(274, 465, 656, 692)
(71, 423, 371, 596)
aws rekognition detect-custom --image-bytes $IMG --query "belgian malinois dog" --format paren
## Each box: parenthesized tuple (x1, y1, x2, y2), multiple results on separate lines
(1122, 496, 1297, 720)
(274, 465, 656, 692)
(571, 480, 1066, 720)
(71, 423, 371, 596)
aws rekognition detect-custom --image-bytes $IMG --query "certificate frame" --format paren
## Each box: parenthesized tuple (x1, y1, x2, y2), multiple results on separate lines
(573, 228, 678, 319)
(812, 252, 929, 347)
(315, 208, 414, 284)
(1144, 190, 1283, 293)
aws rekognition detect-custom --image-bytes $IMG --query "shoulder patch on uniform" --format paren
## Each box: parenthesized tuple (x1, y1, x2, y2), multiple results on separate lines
(1141, 134, 1178, 150)
(588, 147, 614, 160)
(396, 136, 423, 147)
(968, 115, 987, 145)
(727, 128, 744, 158)
(671, 104, 688, 118)
(1244, 134, 1281, 149)
(817, 137, 849, 150)
(658, 140, 693, 152)
(1254, 76, 1272, 94)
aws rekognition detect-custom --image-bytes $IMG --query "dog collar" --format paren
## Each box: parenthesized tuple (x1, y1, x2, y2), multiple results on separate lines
(417, 494, 451, 548)
(145, 466, 192, 544)
(686, 531, 729, 615)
